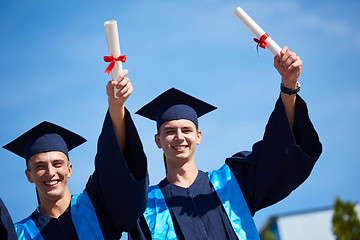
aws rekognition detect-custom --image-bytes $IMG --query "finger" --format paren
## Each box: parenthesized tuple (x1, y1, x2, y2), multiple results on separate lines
(117, 69, 129, 80)
(106, 80, 117, 97)
(115, 77, 130, 89)
(112, 80, 120, 86)
(121, 69, 129, 76)
(274, 51, 282, 69)
(116, 79, 131, 95)
(283, 52, 299, 69)
(280, 51, 291, 68)
(116, 81, 133, 99)
(107, 80, 116, 85)
(285, 58, 302, 73)
(280, 46, 289, 56)
(283, 53, 297, 69)
(282, 51, 297, 69)
(274, 52, 280, 63)
(281, 50, 293, 62)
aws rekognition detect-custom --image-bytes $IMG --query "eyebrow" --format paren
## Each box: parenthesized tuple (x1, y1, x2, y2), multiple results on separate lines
(163, 127, 176, 132)
(33, 159, 66, 165)
(163, 126, 194, 131)
(33, 161, 46, 166)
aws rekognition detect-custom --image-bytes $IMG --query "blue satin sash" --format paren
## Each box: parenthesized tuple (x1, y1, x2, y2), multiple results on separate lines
(15, 190, 103, 240)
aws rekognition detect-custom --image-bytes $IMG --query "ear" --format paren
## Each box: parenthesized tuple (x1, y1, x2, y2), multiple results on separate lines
(25, 169, 34, 183)
(196, 130, 202, 145)
(67, 163, 73, 178)
(154, 134, 162, 149)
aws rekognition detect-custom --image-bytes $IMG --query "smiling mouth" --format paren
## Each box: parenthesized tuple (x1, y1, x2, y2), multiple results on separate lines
(44, 180, 60, 187)
(173, 146, 187, 150)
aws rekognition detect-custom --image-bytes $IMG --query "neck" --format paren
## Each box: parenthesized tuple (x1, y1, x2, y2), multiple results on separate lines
(38, 189, 72, 218)
(166, 157, 198, 188)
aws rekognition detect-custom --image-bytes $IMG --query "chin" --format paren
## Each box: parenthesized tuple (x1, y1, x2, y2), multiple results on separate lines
(45, 192, 63, 199)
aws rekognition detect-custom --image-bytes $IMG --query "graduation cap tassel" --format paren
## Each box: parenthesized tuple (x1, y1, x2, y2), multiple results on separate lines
(36, 188, 41, 206)
(163, 154, 168, 174)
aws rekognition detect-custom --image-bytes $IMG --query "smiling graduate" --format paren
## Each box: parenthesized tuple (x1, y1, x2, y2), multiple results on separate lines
(3, 70, 148, 240)
(129, 46, 322, 240)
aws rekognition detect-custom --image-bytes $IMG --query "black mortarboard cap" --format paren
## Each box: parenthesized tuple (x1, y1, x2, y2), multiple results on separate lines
(3, 121, 86, 163)
(136, 88, 217, 129)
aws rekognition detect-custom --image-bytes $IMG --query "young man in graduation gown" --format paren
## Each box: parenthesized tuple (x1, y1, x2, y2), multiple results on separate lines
(0, 197, 17, 240)
(129, 46, 322, 240)
(3, 70, 148, 240)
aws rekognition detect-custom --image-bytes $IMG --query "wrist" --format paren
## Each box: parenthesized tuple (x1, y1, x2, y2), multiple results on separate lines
(281, 82, 300, 95)
(281, 77, 298, 88)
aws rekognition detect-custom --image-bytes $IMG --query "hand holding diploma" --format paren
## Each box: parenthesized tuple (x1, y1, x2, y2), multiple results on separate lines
(233, 7, 302, 127)
(274, 46, 302, 89)
(106, 69, 133, 103)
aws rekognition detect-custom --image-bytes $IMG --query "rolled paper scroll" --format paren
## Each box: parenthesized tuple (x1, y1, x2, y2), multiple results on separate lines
(233, 6, 282, 55)
(104, 20, 125, 98)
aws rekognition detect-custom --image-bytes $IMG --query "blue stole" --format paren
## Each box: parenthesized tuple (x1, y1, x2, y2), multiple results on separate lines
(14, 216, 43, 240)
(143, 186, 178, 240)
(14, 190, 104, 240)
(143, 164, 260, 240)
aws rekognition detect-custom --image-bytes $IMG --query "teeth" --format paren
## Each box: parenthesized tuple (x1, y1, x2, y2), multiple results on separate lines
(46, 181, 58, 186)
(174, 146, 186, 149)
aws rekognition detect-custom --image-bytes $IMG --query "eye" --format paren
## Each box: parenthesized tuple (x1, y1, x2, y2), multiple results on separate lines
(53, 161, 64, 167)
(165, 130, 176, 135)
(35, 164, 45, 170)
(182, 129, 193, 133)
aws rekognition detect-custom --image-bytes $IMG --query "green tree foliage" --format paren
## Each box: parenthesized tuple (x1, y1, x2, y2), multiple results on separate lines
(261, 229, 276, 240)
(332, 196, 360, 240)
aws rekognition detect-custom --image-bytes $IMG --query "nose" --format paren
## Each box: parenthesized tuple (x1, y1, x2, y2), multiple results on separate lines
(174, 129, 185, 140)
(45, 165, 56, 177)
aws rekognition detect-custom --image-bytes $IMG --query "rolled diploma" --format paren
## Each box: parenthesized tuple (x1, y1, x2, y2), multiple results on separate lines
(233, 6, 281, 55)
(104, 20, 123, 98)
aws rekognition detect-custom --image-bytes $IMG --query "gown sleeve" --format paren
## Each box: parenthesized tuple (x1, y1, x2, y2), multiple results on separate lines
(85, 108, 148, 239)
(0, 197, 17, 240)
(225, 95, 322, 216)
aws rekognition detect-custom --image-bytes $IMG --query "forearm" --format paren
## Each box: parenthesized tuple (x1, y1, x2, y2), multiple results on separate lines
(280, 89, 296, 128)
(275, 46, 301, 128)
(105, 69, 132, 152)
(108, 100, 126, 152)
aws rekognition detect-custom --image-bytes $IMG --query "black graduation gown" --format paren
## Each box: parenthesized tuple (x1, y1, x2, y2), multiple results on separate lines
(20, 109, 148, 240)
(129, 96, 322, 240)
(0, 197, 17, 240)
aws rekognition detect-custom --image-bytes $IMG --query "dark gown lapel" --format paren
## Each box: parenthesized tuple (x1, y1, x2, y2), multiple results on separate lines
(30, 206, 79, 240)
(158, 170, 238, 240)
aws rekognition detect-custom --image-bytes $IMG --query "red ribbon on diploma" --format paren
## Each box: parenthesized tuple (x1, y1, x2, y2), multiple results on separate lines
(103, 55, 127, 75)
(253, 33, 269, 54)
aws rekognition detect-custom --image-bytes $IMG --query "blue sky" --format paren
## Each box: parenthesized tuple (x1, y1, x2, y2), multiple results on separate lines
(1, 0, 359, 236)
